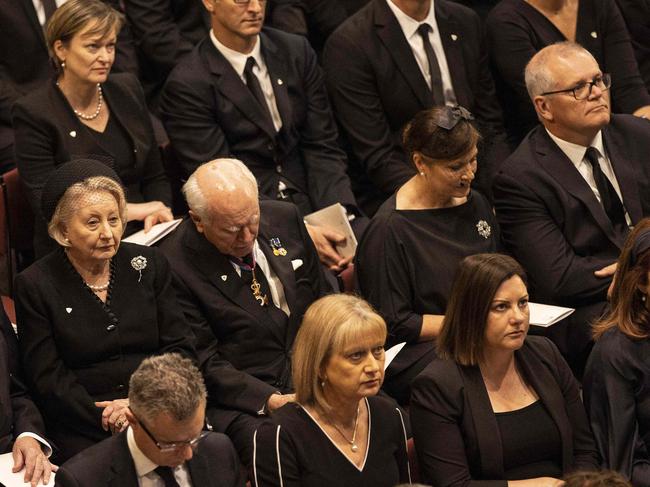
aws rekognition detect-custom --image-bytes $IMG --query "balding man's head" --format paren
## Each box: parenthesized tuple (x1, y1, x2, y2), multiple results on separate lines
(183, 159, 261, 257)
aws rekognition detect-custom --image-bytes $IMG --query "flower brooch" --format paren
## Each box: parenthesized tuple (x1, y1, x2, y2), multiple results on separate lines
(476, 220, 491, 239)
(131, 255, 147, 282)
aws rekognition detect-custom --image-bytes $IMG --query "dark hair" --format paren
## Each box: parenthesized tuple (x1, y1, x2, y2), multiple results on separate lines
(46, 0, 123, 72)
(437, 253, 527, 366)
(593, 217, 650, 340)
(562, 470, 631, 487)
(402, 106, 481, 166)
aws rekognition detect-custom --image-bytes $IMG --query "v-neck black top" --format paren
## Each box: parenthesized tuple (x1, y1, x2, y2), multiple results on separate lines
(253, 396, 411, 487)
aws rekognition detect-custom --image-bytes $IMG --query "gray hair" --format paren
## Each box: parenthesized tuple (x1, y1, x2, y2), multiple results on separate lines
(525, 41, 596, 99)
(182, 158, 258, 222)
(129, 353, 207, 422)
(48, 176, 127, 247)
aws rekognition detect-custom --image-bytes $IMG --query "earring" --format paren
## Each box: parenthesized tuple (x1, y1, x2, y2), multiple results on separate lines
(419, 171, 425, 176)
(643, 294, 647, 302)
(61, 61, 66, 69)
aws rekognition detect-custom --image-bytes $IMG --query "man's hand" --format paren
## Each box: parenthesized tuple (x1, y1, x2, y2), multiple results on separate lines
(633, 105, 650, 120)
(126, 201, 174, 232)
(12, 436, 56, 486)
(305, 223, 352, 272)
(266, 393, 296, 413)
(95, 399, 130, 434)
(594, 262, 617, 299)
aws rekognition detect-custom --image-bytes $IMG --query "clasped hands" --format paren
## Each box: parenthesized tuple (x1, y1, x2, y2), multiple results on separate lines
(305, 223, 352, 272)
(95, 398, 130, 434)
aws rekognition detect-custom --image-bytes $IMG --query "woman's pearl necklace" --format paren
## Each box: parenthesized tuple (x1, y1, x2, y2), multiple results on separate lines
(85, 281, 109, 292)
(57, 82, 103, 121)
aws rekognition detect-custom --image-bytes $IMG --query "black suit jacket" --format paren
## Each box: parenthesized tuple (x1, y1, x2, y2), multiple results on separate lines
(493, 115, 650, 357)
(323, 0, 508, 214)
(158, 201, 329, 432)
(0, 307, 47, 453)
(411, 336, 599, 487)
(160, 28, 357, 216)
(0, 0, 138, 149)
(55, 430, 244, 487)
(15, 243, 195, 462)
(12, 73, 171, 257)
(615, 0, 650, 93)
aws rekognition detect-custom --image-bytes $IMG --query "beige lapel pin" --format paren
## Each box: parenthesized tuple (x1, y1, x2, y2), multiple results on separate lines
(277, 79, 283, 85)
(69, 130, 77, 137)
(590, 31, 597, 38)
(221, 275, 227, 281)
(451, 34, 458, 41)
(66, 307, 72, 313)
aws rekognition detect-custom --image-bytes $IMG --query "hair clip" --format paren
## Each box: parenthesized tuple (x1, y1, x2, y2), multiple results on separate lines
(436, 105, 475, 130)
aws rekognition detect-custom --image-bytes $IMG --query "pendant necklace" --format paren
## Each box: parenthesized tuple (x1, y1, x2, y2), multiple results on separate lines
(329, 405, 360, 452)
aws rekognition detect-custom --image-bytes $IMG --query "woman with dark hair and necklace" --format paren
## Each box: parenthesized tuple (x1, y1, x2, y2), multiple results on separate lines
(15, 159, 194, 464)
(12, 0, 173, 258)
(253, 294, 411, 487)
(411, 253, 599, 487)
(583, 218, 650, 485)
(355, 105, 500, 404)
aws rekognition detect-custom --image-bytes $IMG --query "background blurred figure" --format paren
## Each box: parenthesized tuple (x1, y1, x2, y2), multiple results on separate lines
(0, 0, 137, 173)
(563, 470, 632, 487)
(411, 253, 598, 486)
(16, 159, 194, 463)
(356, 106, 499, 404)
(583, 218, 650, 485)
(12, 0, 173, 258)
(487, 0, 650, 145)
(253, 294, 411, 486)
(56, 353, 244, 487)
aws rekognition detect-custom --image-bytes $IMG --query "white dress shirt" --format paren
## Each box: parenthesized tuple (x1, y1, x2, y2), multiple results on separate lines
(32, 0, 67, 26)
(547, 129, 631, 226)
(229, 241, 290, 316)
(126, 427, 193, 487)
(209, 30, 283, 132)
(386, 0, 456, 104)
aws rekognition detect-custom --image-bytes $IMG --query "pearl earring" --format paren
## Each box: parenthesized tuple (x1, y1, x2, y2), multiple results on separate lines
(61, 61, 66, 69)
(419, 171, 425, 176)
(643, 294, 647, 302)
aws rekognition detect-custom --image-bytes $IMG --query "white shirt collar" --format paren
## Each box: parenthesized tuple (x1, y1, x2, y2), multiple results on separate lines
(126, 427, 159, 478)
(209, 30, 263, 77)
(386, 0, 437, 40)
(545, 129, 605, 167)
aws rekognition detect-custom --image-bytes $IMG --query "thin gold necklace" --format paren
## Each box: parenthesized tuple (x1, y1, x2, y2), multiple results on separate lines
(327, 405, 360, 452)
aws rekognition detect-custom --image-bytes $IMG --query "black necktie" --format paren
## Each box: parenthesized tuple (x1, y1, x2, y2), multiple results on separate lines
(243, 57, 276, 131)
(154, 466, 180, 487)
(416, 24, 445, 106)
(41, 0, 58, 22)
(584, 147, 626, 229)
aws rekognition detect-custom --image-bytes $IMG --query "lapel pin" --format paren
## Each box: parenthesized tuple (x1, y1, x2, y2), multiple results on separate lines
(277, 79, 284, 86)
(221, 275, 228, 281)
(451, 34, 458, 41)
(66, 307, 72, 313)
(69, 130, 77, 137)
(590, 31, 598, 38)
(270, 237, 287, 256)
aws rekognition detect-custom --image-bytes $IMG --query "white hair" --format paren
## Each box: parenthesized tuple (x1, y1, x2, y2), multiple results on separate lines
(182, 158, 259, 221)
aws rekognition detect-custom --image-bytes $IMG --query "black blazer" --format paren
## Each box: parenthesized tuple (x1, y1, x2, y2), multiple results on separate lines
(15, 243, 195, 462)
(410, 336, 599, 487)
(12, 73, 171, 257)
(493, 115, 650, 356)
(322, 0, 508, 214)
(160, 28, 357, 216)
(159, 200, 329, 432)
(615, 0, 650, 93)
(0, 307, 47, 453)
(0, 0, 138, 148)
(55, 430, 244, 487)
(486, 0, 650, 145)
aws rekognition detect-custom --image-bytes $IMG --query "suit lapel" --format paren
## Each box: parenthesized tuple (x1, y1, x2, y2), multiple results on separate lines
(108, 434, 139, 487)
(260, 32, 293, 132)
(257, 222, 297, 318)
(200, 40, 277, 139)
(460, 365, 504, 478)
(435, 3, 471, 108)
(183, 222, 286, 343)
(374, 0, 431, 108)
(602, 126, 644, 224)
(20, 0, 45, 44)
(187, 448, 211, 486)
(534, 130, 625, 248)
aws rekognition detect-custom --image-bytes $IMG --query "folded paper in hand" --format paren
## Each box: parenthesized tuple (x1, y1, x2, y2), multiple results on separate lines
(528, 302, 575, 327)
(0, 452, 55, 486)
(122, 219, 183, 247)
(303, 203, 357, 259)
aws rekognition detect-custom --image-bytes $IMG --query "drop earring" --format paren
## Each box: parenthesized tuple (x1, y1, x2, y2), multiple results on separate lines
(61, 61, 66, 69)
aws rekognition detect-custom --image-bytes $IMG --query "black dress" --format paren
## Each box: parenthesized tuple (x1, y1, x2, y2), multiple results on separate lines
(252, 396, 411, 487)
(486, 0, 650, 145)
(583, 327, 650, 485)
(355, 190, 500, 403)
(15, 243, 195, 463)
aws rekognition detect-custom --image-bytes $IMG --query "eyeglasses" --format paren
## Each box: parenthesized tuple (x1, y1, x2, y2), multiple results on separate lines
(132, 411, 208, 453)
(540, 73, 612, 100)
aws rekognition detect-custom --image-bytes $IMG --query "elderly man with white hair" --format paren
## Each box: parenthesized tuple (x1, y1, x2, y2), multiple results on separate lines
(493, 41, 650, 377)
(158, 158, 329, 468)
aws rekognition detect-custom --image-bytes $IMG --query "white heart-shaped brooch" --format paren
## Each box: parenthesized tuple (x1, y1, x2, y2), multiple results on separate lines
(221, 275, 227, 281)
(66, 307, 72, 313)
(451, 34, 458, 41)
(69, 131, 76, 137)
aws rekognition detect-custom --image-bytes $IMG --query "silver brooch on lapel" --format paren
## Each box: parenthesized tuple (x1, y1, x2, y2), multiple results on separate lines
(131, 255, 147, 282)
(476, 220, 491, 239)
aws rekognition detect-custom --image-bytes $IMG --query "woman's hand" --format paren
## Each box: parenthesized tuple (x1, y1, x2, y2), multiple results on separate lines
(12, 436, 57, 486)
(126, 201, 174, 232)
(95, 399, 130, 434)
(508, 478, 564, 487)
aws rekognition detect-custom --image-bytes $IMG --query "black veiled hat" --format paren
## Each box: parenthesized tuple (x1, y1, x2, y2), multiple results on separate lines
(41, 158, 122, 222)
